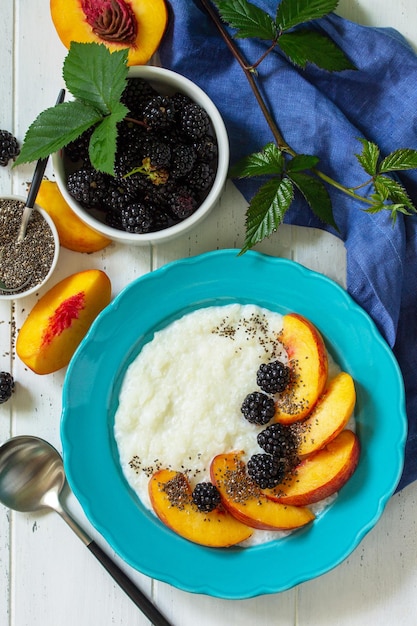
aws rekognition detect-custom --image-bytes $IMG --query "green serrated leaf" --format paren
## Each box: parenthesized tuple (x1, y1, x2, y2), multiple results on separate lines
(230, 143, 284, 178)
(213, 0, 277, 40)
(286, 153, 320, 172)
(276, 0, 339, 31)
(363, 203, 413, 224)
(374, 174, 416, 211)
(289, 171, 337, 228)
(241, 176, 294, 253)
(89, 101, 129, 175)
(278, 29, 355, 71)
(379, 148, 417, 173)
(63, 42, 129, 115)
(355, 138, 380, 176)
(14, 101, 102, 166)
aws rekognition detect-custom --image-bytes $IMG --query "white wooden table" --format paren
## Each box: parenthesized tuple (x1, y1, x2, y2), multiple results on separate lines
(1, 1, 417, 624)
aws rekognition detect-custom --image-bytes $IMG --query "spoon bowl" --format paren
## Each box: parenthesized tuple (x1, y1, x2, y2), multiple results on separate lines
(0, 435, 171, 626)
(0, 436, 65, 512)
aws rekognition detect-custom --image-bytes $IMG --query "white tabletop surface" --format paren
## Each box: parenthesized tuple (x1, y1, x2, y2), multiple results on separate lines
(1, 1, 417, 625)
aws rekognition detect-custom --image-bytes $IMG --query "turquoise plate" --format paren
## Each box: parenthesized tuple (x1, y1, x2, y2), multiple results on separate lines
(61, 249, 406, 599)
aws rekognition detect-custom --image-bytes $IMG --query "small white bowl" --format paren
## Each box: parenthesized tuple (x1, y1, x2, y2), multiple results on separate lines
(0, 195, 60, 300)
(53, 65, 229, 245)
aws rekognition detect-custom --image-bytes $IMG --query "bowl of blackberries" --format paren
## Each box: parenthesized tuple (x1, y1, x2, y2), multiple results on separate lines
(53, 65, 229, 244)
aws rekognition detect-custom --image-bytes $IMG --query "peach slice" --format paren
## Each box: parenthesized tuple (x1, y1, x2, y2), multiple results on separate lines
(36, 180, 111, 253)
(297, 372, 356, 456)
(264, 430, 360, 506)
(50, 0, 168, 66)
(16, 269, 111, 374)
(210, 452, 315, 531)
(148, 469, 253, 547)
(275, 313, 328, 424)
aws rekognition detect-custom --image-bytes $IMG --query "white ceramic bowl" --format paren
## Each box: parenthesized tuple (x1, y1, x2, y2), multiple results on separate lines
(0, 195, 60, 300)
(52, 65, 229, 245)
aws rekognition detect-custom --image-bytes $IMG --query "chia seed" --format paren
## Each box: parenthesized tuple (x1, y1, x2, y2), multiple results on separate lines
(0, 198, 56, 295)
(162, 472, 191, 510)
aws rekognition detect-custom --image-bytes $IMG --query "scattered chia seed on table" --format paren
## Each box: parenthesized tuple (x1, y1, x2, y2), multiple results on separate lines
(0, 198, 56, 295)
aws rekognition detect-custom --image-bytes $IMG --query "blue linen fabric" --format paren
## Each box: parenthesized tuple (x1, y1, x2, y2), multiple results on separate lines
(159, 0, 417, 491)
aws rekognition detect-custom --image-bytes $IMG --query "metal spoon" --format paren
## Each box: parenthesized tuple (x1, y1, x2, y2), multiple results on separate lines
(0, 435, 172, 626)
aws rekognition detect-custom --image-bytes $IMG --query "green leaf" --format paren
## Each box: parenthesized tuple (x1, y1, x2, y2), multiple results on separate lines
(286, 153, 320, 172)
(229, 143, 284, 178)
(63, 42, 129, 115)
(89, 101, 129, 175)
(241, 176, 294, 253)
(373, 175, 416, 211)
(355, 138, 380, 176)
(276, 0, 339, 31)
(379, 148, 417, 173)
(289, 171, 337, 228)
(278, 29, 355, 71)
(14, 101, 102, 165)
(213, 0, 277, 40)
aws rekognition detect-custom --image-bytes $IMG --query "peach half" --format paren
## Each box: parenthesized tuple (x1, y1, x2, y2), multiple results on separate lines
(36, 180, 111, 253)
(210, 452, 315, 531)
(50, 0, 168, 66)
(148, 469, 253, 547)
(275, 313, 328, 424)
(297, 372, 356, 456)
(16, 269, 111, 374)
(264, 430, 360, 506)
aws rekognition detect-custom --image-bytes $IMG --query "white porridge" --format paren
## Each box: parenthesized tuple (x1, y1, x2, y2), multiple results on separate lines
(114, 303, 340, 546)
(114, 304, 287, 509)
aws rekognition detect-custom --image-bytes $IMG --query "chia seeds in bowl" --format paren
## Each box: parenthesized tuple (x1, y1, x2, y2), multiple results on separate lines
(0, 196, 59, 299)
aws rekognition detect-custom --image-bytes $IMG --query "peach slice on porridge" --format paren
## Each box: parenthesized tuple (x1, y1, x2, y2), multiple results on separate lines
(148, 469, 253, 547)
(275, 313, 328, 424)
(264, 430, 360, 506)
(297, 372, 356, 456)
(210, 451, 315, 531)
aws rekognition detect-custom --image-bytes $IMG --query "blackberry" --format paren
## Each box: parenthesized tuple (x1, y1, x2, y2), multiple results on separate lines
(64, 128, 93, 164)
(170, 143, 196, 179)
(67, 167, 107, 207)
(0, 130, 20, 166)
(178, 103, 210, 140)
(106, 208, 124, 230)
(247, 453, 286, 490)
(192, 482, 221, 512)
(171, 91, 193, 111)
(240, 391, 275, 425)
(116, 122, 148, 159)
(193, 134, 218, 163)
(257, 423, 298, 460)
(151, 209, 179, 231)
(114, 154, 150, 196)
(257, 360, 291, 394)
(121, 78, 158, 117)
(140, 135, 171, 169)
(0, 372, 14, 404)
(143, 95, 176, 131)
(168, 186, 198, 219)
(103, 183, 135, 214)
(187, 161, 215, 192)
(121, 202, 153, 233)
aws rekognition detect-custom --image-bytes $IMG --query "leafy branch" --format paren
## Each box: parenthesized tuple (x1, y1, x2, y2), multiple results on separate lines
(14, 42, 130, 176)
(200, 0, 417, 253)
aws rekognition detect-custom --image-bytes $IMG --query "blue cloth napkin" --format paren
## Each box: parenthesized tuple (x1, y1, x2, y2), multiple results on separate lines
(159, 0, 417, 491)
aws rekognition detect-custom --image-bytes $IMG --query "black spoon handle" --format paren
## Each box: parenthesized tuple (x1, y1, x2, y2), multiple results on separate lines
(26, 88, 66, 209)
(87, 540, 173, 626)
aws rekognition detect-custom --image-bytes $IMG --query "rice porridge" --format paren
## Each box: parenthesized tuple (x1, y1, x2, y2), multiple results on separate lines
(114, 303, 338, 545)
